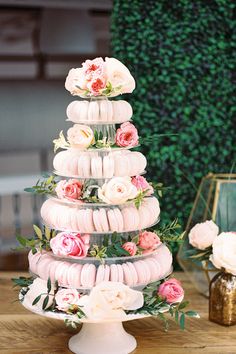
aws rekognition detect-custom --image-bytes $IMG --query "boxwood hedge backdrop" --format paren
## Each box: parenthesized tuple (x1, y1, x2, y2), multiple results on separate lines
(111, 0, 236, 230)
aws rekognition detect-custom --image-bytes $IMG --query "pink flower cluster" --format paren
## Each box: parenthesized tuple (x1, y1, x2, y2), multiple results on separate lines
(50, 232, 90, 258)
(65, 57, 135, 97)
(131, 176, 154, 196)
(122, 231, 161, 256)
(55, 179, 83, 201)
(115, 122, 139, 148)
(82, 58, 106, 96)
(158, 278, 184, 304)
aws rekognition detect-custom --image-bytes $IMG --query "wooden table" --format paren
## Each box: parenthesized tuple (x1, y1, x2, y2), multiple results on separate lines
(1, 271, 236, 354)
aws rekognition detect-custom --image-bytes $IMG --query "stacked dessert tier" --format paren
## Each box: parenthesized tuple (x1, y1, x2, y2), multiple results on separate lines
(35, 92, 173, 291)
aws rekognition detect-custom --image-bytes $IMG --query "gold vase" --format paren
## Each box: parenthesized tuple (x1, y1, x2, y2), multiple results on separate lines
(209, 271, 236, 326)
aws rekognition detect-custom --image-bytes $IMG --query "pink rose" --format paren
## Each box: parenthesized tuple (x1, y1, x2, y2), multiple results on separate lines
(87, 76, 106, 96)
(55, 179, 83, 201)
(131, 176, 154, 196)
(82, 57, 105, 80)
(158, 278, 184, 303)
(138, 231, 161, 251)
(189, 220, 219, 250)
(55, 288, 81, 312)
(115, 122, 139, 148)
(122, 242, 137, 256)
(50, 232, 90, 258)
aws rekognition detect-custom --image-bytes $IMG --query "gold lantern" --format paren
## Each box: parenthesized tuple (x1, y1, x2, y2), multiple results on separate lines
(178, 173, 236, 297)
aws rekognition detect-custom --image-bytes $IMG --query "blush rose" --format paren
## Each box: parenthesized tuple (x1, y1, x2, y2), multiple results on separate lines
(122, 242, 137, 256)
(55, 179, 83, 201)
(131, 176, 154, 196)
(55, 288, 81, 312)
(158, 278, 184, 303)
(115, 122, 139, 148)
(50, 232, 90, 258)
(138, 231, 161, 252)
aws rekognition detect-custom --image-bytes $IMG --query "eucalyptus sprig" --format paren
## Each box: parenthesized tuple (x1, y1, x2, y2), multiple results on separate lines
(24, 174, 58, 196)
(154, 219, 185, 247)
(16, 225, 56, 254)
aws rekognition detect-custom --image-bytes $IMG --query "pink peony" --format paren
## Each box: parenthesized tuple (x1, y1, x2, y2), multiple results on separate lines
(55, 179, 83, 201)
(55, 288, 81, 312)
(122, 242, 137, 256)
(115, 122, 139, 148)
(131, 176, 154, 196)
(82, 57, 105, 80)
(158, 278, 184, 303)
(50, 232, 90, 258)
(87, 76, 106, 96)
(138, 231, 161, 251)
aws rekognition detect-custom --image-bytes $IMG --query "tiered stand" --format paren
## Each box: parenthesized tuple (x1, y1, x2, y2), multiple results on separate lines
(21, 96, 172, 354)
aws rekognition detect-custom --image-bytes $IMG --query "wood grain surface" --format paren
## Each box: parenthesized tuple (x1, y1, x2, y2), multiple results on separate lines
(0, 271, 236, 354)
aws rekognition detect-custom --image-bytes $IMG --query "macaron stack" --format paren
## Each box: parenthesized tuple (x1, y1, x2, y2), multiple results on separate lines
(26, 58, 174, 311)
(53, 150, 147, 178)
(28, 244, 172, 289)
(67, 99, 133, 124)
(41, 196, 160, 233)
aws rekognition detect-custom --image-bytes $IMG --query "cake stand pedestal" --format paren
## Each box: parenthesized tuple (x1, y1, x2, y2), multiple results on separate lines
(69, 321, 136, 354)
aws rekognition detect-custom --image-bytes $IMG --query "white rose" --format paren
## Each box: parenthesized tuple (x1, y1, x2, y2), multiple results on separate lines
(55, 288, 81, 312)
(188, 220, 219, 250)
(98, 177, 138, 204)
(82, 281, 143, 320)
(105, 57, 135, 95)
(23, 278, 55, 310)
(67, 124, 94, 149)
(65, 68, 87, 96)
(210, 232, 236, 275)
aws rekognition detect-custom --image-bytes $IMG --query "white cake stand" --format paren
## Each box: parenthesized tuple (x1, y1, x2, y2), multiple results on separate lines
(22, 297, 150, 354)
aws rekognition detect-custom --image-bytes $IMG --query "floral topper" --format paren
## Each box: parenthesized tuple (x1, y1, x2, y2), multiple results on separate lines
(65, 57, 135, 97)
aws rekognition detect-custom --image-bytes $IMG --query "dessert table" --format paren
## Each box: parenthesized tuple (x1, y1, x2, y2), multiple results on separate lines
(1, 271, 236, 354)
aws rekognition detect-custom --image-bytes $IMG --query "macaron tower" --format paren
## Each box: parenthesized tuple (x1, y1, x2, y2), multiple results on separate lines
(20, 57, 176, 354)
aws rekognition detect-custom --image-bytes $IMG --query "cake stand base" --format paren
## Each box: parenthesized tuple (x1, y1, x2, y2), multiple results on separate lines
(68, 321, 137, 354)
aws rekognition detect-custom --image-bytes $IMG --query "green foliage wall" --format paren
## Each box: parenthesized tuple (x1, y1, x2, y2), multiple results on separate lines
(111, 0, 236, 227)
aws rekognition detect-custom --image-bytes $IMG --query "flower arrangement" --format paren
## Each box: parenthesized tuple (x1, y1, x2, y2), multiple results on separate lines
(65, 57, 135, 97)
(16, 219, 184, 261)
(53, 122, 139, 152)
(24, 174, 162, 207)
(14, 275, 198, 330)
(187, 219, 236, 275)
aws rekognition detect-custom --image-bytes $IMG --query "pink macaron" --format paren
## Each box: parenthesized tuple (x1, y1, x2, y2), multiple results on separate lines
(81, 263, 96, 288)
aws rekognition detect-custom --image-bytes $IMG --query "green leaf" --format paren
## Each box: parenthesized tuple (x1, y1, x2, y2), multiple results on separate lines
(42, 295, 49, 310)
(45, 227, 51, 241)
(32, 295, 41, 306)
(16, 235, 27, 247)
(33, 225, 43, 240)
(24, 187, 36, 193)
(185, 311, 200, 318)
(179, 313, 185, 330)
(47, 278, 51, 293)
